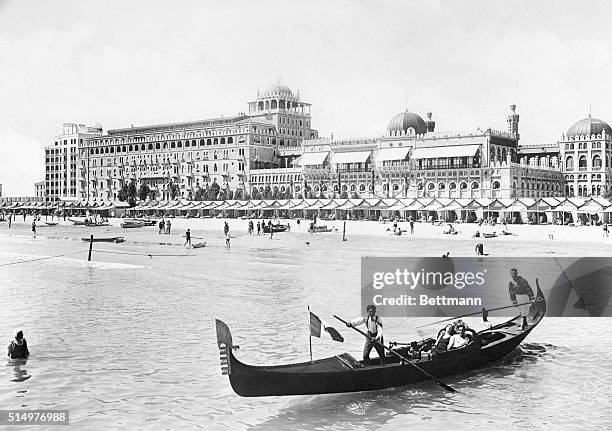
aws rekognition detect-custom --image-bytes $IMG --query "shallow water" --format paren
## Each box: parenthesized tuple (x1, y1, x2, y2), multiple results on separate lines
(0, 225, 611, 430)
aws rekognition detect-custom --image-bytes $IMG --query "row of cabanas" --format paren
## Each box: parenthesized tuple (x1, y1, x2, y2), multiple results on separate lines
(5, 197, 612, 224)
(123, 196, 612, 224)
(0, 200, 130, 212)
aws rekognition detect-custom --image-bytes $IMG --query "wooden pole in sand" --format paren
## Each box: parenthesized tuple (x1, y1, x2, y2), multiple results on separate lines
(342, 221, 346, 241)
(88, 235, 93, 261)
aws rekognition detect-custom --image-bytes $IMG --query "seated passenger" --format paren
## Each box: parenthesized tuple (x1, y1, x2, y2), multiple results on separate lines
(447, 325, 469, 350)
(433, 324, 453, 354)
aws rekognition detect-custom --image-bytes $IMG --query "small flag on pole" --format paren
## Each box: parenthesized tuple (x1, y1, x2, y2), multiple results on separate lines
(309, 311, 344, 342)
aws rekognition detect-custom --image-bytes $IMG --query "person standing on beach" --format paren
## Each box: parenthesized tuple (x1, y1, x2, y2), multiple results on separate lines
(257, 221, 261, 235)
(225, 231, 231, 249)
(31, 221, 36, 238)
(603, 224, 609, 237)
(159, 219, 165, 234)
(409, 217, 414, 234)
(184, 229, 192, 247)
(8, 214, 11, 229)
(166, 219, 171, 234)
(224, 221, 229, 237)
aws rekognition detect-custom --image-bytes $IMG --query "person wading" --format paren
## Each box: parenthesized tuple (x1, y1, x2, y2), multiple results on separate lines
(346, 305, 385, 365)
(7, 329, 30, 359)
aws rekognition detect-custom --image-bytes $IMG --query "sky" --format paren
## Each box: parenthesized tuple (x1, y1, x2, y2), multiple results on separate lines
(1, 0, 611, 196)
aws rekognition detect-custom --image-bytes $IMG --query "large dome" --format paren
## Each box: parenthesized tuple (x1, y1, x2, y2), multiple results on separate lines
(566, 116, 612, 137)
(263, 84, 293, 97)
(387, 110, 427, 135)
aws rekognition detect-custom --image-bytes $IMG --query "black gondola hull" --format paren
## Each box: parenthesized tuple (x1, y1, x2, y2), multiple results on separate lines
(216, 286, 545, 396)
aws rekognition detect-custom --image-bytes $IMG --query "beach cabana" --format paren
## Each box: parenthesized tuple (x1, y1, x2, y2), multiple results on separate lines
(577, 197, 611, 224)
(553, 198, 584, 225)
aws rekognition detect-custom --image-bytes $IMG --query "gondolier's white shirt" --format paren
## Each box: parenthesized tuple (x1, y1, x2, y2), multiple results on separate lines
(350, 315, 383, 339)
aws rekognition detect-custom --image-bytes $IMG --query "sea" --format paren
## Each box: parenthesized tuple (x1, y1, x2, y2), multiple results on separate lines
(0, 223, 611, 430)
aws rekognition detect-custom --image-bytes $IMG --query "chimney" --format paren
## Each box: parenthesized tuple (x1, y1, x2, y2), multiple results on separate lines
(425, 112, 436, 133)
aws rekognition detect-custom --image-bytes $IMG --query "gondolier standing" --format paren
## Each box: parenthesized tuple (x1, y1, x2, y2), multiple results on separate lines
(508, 268, 535, 330)
(346, 305, 385, 365)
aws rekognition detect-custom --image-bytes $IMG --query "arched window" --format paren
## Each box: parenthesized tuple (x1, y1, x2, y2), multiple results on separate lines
(565, 156, 574, 170)
(350, 184, 356, 192)
(392, 183, 399, 191)
(579, 155, 587, 169)
(492, 181, 500, 189)
(460, 182, 468, 190)
(449, 182, 457, 190)
(155, 143, 160, 150)
(427, 183, 435, 190)
(593, 155, 602, 169)
(471, 182, 479, 189)
(171, 142, 176, 149)
(438, 182, 445, 190)
(359, 184, 366, 192)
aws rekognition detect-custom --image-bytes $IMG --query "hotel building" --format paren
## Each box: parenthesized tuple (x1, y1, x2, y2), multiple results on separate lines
(45, 123, 102, 202)
(77, 84, 318, 201)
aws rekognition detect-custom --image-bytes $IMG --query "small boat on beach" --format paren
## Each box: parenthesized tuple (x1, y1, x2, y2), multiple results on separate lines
(483, 232, 497, 238)
(216, 285, 546, 397)
(262, 224, 290, 233)
(121, 220, 145, 228)
(192, 242, 207, 248)
(44, 222, 58, 226)
(68, 218, 88, 226)
(81, 236, 125, 243)
(309, 225, 333, 233)
(134, 218, 157, 226)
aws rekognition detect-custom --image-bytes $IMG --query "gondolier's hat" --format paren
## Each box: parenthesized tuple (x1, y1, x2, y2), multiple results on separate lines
(366, 304, 376, 312)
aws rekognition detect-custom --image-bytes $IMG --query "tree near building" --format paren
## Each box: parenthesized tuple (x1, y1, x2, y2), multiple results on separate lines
(138, 183, 150, 201)
(194, 186, 205, 201)
(168, 181, 180, 199)
(117, 183, 129, 202)
(208, 181, 220, 200)
(127, 180, 138, 207)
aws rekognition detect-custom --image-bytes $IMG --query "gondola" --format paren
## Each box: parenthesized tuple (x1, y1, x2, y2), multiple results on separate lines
(262, 224, 290, 233)
(81, 236, 125, 243)
(192, 242, 207, 248)
(216, 285, 546, 397)
(482, 232, 497, 238)
(44, 221, 58, 226)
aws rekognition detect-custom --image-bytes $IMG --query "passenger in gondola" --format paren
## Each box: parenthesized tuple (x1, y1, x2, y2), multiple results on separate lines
(447, 324, 469, 350)
(508, 268, 535, 330)
(346, 304, 385, 365)
(433, 324, 453, 354)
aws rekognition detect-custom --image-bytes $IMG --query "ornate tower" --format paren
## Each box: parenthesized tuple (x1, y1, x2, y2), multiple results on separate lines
(507, 104, 519, 138)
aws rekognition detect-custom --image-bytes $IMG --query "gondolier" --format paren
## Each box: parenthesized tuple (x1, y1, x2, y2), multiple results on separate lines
(347, 305, 385, 365)
(508, 268, 535, 330)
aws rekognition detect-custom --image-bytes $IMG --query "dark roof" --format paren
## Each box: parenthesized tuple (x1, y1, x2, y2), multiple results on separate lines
(387, 111, 427, 135)
(566, 116, 612, 137)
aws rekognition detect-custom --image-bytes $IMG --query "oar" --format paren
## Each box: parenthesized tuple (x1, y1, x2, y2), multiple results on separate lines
(333, 315, 457, 393)
(415, 300, 536, 329)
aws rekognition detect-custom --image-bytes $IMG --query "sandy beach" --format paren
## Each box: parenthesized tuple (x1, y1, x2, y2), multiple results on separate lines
(3, 216, 612, 258)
